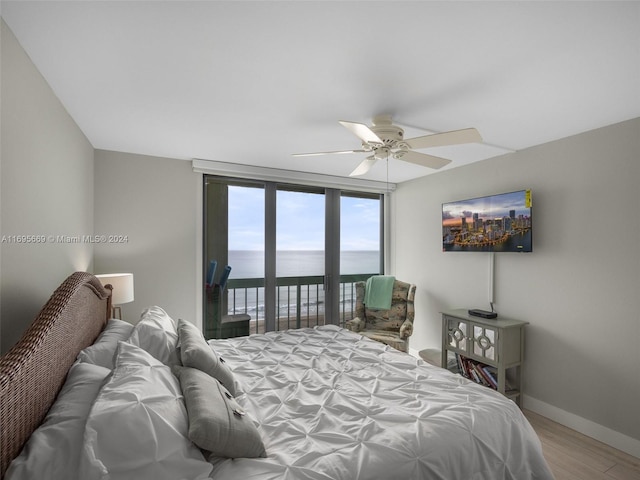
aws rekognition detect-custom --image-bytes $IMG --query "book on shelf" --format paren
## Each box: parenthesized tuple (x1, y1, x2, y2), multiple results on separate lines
(478, 365, 498, 389)
(454, 354, 499, 390)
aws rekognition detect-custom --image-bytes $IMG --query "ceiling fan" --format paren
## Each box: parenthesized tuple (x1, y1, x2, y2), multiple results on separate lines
(293, 114, 482, 177)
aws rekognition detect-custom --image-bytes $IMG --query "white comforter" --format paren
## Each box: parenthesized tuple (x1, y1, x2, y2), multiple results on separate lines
(207, 325, 553, 480)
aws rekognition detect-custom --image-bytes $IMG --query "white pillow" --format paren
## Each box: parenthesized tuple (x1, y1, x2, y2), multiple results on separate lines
(79, 341, 212, 480)
(127, 306, 180, 366)
(77, 318, 134, 369)
(5, 362, 111, 480)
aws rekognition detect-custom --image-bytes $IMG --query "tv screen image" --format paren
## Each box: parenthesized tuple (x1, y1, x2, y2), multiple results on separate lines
(442, 189, 532, 252)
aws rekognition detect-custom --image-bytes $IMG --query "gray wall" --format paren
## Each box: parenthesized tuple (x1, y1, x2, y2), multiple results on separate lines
(0, 21, 95, 353)
(393, 118, 640, 455)
(93, 150, 202, 327)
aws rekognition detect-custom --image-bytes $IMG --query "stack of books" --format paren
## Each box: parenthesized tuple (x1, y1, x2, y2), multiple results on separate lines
(455, 354, 500, 390)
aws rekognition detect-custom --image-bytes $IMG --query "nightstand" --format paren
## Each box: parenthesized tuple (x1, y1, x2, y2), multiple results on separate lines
(441, 309, 528, 406)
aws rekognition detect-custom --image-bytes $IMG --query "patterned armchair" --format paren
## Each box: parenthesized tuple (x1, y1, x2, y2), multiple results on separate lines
(345, 279, 416, 353)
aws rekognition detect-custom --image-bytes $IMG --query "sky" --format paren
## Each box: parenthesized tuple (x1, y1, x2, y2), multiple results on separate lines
(228, 186, 380, 251)
(442, 190, 531, 224)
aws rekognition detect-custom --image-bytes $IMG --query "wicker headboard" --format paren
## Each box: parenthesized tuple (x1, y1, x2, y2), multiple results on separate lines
(0, 272, 112, 478)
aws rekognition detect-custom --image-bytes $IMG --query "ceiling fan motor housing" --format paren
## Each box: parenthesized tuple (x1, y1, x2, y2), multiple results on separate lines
(369, 124, 404, 145)
(368, 114, 404, 146)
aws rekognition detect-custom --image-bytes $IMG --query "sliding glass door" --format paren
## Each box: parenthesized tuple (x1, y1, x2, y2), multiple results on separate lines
(275, 186, 326, 330)
(338, 192, 383, 323)
(203, 175, 382, 338)
(203, 178, 265, 338)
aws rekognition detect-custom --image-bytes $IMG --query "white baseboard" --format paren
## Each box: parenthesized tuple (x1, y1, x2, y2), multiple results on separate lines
(523, 395, 640, 459)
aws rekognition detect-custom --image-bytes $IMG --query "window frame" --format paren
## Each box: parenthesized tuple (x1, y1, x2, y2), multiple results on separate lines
(203, 174, 386, 335)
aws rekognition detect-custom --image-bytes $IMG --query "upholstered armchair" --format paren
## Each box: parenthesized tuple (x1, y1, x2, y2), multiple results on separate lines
(345, 279, 416, 353)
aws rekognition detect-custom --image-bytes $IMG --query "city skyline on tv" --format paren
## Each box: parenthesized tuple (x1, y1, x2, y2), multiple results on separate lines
(442, 190, 532, 252)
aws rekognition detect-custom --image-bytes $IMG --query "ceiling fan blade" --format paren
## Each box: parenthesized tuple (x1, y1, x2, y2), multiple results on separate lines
(395, 150, 452, 170)
(292, 149, 367, 157)
(339, 121, 384, 145)
(349, 156, 377, 177)
(404, 128, 482, 150)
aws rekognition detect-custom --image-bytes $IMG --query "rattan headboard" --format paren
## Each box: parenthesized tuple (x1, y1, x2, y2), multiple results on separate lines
(0, 272, 112, 478)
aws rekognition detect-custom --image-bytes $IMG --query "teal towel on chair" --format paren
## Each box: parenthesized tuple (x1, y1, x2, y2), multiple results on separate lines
(364, 275, 395, 310)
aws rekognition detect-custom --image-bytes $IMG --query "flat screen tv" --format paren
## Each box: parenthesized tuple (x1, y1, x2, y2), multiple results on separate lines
(442, 189, 532, 252)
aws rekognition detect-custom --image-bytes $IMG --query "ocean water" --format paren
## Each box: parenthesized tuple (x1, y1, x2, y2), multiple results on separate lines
(222, 250, 380, 320)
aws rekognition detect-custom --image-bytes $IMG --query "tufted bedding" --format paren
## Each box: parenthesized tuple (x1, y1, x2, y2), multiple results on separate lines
(206, 325, 553, 480)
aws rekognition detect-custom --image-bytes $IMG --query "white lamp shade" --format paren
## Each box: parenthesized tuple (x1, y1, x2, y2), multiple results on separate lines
(96, 273, 134, 305)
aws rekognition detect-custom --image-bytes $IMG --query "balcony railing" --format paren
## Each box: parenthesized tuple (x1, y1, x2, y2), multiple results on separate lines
(224, 274, 373, 334)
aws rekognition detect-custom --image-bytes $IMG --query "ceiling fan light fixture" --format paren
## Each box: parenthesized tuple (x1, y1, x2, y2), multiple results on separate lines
(373, 146, 390, 161)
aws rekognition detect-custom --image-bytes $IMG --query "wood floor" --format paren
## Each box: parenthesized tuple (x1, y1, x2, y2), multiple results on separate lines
(524, 410, 640, 480)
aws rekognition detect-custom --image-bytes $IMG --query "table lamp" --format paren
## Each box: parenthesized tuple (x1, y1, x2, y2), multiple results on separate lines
(95, 273, 134, 319)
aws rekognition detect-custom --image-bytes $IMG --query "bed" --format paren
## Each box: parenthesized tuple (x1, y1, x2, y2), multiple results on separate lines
(0, 272, 553, 479)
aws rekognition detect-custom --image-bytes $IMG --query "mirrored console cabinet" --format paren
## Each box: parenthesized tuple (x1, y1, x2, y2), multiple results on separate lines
(441, 309, 528, 407)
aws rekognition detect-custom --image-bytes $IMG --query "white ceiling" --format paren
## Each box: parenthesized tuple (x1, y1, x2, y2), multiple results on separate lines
(2, 1, 639, 183)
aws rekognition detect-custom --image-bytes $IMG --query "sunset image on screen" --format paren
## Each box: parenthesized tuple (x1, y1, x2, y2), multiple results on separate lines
(442, 190, 532, 252)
